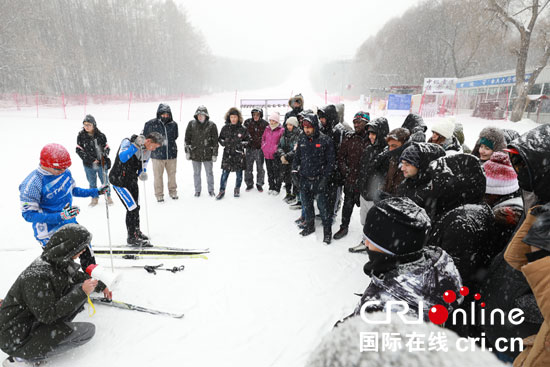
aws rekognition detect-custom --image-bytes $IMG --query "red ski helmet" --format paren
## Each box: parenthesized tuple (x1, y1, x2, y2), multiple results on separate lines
(40, 143, 72, 169)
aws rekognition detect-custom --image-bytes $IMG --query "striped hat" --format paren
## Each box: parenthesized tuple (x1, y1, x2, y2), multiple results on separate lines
(483, 151, 519, 195)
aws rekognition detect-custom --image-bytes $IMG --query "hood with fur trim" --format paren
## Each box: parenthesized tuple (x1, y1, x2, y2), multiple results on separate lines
(224, 107, 244, 125)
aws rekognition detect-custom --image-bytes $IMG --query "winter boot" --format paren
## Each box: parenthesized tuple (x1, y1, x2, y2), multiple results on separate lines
(323, 226, 332, 245)
(194, 192, 201, 197)
(208, 191, 215, 197)
(216, 190, 225, 200)
(294, 216, 304, 224)
(349, 241, 367, 253)
(245, 185, 254, 192)
(283, 193, 295, 203)
(256, 184, 264, 192)
(234, 188, 240, 197)
(289, 201, 302, 210)
(297, 220, 308, 229)
(89, 197, 99, 207)
(136, 230, 149, 241)
(170, 194, 179, 200)
(2, 356, 43, 366)
(333, 226, 348, 240)
(300, 223, 315, 237)
(157, 197, 164, 203)
(127, 232, 152, 247)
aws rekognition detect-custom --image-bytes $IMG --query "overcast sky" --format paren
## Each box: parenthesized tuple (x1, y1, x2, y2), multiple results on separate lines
(176, 0, 422, 62)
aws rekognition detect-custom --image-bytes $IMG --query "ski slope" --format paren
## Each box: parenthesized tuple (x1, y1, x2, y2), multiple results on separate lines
(0, 72, 537, 366)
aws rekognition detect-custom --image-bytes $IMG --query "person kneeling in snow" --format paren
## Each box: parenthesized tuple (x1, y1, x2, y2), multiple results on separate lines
(0, 224, 110, 367)
(349, 197, 462, 320)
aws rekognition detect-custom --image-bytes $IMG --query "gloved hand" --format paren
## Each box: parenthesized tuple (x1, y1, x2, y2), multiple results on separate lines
(212, 156, 217, 162)
(98, 184, 110, 196)
(134, 135, 146, 146)
(186, 152, 191, 160)
(61, 205, 80, 220)
(139, 172, 148, 181)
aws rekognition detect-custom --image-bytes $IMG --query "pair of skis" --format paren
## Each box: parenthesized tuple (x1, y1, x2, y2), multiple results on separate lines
(92, 245, 209, 259)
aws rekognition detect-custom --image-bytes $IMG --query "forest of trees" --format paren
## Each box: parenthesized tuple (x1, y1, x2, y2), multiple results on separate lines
(0, 0, 285, 96)
(311, 0, 549, 102)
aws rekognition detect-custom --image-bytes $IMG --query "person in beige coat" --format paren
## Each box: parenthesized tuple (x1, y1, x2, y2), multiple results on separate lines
(504, 205, 550, 366)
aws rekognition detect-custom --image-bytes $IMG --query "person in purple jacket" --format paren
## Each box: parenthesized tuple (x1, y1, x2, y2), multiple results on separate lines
(262, 112, 285, 195)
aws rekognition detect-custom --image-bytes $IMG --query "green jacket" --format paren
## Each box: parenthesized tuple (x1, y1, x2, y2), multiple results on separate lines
(0, 224, 101, 355)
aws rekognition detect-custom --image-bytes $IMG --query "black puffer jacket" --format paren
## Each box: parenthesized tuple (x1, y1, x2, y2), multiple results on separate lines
(143, 104, 178, 160)
(401, 113, 427, 142)
(508, 124, 550, 204)
(0, 224, 102, 356)
(425, 154, 486, 219)
(219, 108, 250, 172)
(76, 128, 111, 169)
(396, 143, 446, 207)
(276, 127, 300, 163)
(481, 251, 544, 358)
(352, 246, 462, 320)
(292, 114, 335, 179)
(184, 106, 219, 162)
(427, 203, 495, 288)
(359, 117, 389, 201)
(318, 105, 347, 185)
(243, 117, 268, 150)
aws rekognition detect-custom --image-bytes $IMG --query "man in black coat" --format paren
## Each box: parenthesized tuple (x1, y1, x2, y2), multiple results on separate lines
(317, 105, 347, 223)
(0, 224, 109, 365)
(401, 113, 427, 142)
(292, 114, 335, 244)
(333, 112, 371, 240)
(243, 108, 268, 192)
(184, 106, 219, 197)
(397, 142, 446, 207)
(284, 94, 304, 126)
(109, 132, 162, 246)
(143, 103, 179, 202)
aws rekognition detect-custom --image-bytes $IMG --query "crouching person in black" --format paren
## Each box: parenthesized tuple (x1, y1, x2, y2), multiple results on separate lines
(0, 224, 111, 366)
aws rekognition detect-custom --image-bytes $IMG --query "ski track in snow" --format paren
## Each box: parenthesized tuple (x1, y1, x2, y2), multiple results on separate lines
(0, 72, 538, 366)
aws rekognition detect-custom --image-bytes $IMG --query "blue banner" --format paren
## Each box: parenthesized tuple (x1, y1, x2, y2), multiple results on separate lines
(387, 94, 412, 111)
(457, 74, 531, 89)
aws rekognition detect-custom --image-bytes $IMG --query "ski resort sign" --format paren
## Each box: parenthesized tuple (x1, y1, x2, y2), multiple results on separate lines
(423, 78, 457, 95)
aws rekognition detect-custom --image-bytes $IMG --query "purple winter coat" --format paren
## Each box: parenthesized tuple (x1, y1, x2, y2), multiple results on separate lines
(261, 124, 284, 160)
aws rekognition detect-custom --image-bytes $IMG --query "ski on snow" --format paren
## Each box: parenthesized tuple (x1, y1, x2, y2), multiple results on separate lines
(93, 245, 209, 253)
(90, 297, 184, 319)
(92, 246, 209, 259)
(115, 263, 185, 274)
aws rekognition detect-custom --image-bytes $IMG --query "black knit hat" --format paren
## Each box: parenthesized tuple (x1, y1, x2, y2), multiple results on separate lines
(83, 114, 97, 127)
(400, 145, 421, 168)
(363, 197, 431, 255)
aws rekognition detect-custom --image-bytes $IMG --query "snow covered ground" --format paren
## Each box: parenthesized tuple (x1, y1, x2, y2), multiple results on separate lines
(0, 73, 539, 366)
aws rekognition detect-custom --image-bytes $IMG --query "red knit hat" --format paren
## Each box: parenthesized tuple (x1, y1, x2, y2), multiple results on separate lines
(483, 151, 519, 195)
(40, 143, 72, 169)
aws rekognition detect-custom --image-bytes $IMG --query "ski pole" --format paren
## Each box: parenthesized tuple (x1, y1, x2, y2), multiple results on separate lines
(139, 145, 151, 240)
(95, 139, 114, 272)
